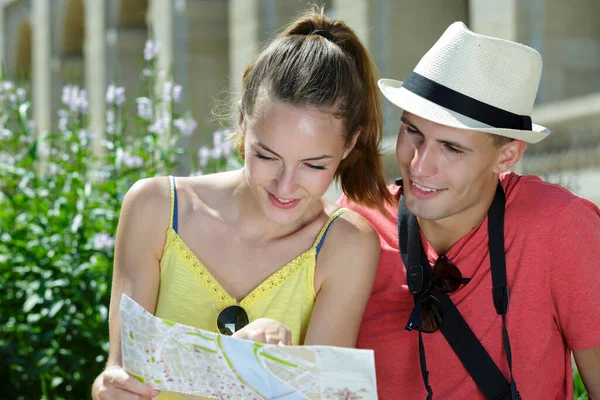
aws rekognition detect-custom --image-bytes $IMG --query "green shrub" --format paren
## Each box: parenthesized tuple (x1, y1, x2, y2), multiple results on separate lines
(0, 41, 238, 399)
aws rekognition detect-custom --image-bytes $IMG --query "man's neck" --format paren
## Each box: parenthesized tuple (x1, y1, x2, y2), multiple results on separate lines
(417, 185, 498, 256)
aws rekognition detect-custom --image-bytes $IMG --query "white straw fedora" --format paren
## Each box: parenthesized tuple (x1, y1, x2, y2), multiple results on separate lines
(379, 22, 550, 143)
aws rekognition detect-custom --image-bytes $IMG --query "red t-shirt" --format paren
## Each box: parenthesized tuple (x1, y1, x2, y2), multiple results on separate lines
(338, 172, 600, 399)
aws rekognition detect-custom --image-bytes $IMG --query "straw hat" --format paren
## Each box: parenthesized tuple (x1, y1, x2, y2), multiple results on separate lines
(379, 22, 550, 143)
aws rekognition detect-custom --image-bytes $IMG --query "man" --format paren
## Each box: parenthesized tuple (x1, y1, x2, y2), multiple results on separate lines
(338, 22, 600, 399)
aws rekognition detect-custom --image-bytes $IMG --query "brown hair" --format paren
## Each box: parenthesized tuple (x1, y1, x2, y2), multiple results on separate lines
(231, 7, 394, 210)
(489, 133, 515, 147)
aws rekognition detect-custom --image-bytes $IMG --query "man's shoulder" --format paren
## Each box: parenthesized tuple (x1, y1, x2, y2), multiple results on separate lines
(501, 171, 600, 222)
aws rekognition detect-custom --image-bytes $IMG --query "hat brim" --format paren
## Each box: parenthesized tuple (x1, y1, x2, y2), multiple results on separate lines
(378, 79, 550, 144)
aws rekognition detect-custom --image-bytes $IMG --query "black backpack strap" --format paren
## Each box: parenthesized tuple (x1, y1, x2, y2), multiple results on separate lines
(398, 181, 518, 399)
(488, 181, 519, 399)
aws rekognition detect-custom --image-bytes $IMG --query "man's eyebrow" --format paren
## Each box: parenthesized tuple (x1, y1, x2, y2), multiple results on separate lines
(400, 117, 421, 133)
(255, 142, 333, 161)
(400, 117, 474, 152)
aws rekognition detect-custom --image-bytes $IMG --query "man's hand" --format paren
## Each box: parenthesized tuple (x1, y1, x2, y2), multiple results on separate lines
(232, 318, 292, 345)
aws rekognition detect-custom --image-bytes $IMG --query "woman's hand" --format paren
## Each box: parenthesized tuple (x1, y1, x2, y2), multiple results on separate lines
(232, 318, 292, 345)
(92, 365, 160, 400)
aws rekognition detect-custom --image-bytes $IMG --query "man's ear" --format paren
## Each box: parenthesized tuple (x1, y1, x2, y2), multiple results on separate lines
(343, 128, 361, 159)
(493, 140, 527, 174)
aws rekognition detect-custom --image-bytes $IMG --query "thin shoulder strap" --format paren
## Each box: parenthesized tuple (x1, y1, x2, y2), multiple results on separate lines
(314, 208, 346, 256)
(168, 175, 179, 233)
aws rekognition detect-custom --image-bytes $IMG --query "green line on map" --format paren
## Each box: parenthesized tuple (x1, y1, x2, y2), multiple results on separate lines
(217, 334, 267, 399)
(253, 342, 263, 362)
(171, 338, 193, 353)
(260, 352, 298, 368)
(161, 318, 176, 327)
(193, 344, 218, 353)
(129, 372, 145, 383)
(186, 331, 214, 341)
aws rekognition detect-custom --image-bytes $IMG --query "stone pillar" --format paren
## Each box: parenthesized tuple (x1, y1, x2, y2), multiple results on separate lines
(181, 0, 229, 170)
(32, 0, 52, 136)
(228, 0, 313, 112)
(148, 0, 174, 141)
(0, 5, 4, 75)
(84, 0, 106, 154)
(148, 0, 174, 80)
(228, 0, 261, 107)
(469, 0, 518, 41)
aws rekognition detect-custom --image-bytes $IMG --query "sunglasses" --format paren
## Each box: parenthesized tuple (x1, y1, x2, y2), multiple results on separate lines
(405, 256, 470, 333)
(216, 305, 249, 335)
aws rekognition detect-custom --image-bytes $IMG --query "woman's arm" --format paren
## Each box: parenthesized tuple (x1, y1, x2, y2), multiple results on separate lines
(91, 177, 170, 400)
(303, 210, 380, 347)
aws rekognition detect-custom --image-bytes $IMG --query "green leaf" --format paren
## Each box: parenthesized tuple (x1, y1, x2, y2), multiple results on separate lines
(23, 293, 42, 312)
(18, 102, 30, 131)
(51, 376, 64, 388)
(48, 300, 65, 318)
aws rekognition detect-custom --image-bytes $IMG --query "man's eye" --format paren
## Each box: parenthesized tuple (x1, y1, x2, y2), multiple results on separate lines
(406, 126, 418, 134)
(446, 145, 464, 155)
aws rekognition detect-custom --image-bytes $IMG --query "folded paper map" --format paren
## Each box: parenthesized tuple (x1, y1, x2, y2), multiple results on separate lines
(120, 294, 378, 399)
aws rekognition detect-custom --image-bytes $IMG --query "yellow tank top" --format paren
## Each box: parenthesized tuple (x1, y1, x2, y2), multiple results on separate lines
(153, 176, 345, 399)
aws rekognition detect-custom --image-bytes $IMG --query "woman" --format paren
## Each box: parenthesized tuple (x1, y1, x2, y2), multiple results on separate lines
(92, 7, 393, 400)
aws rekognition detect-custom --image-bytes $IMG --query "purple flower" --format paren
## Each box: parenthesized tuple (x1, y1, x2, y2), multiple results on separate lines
(122, 152, 144, 168)
(106, 85, 126, 107)
(173, 85, 182, 103)
(0, 152, 15, 165)
(198, 146, 210, 167)
(221, 138, 234, 158)
(144, 40, 160, 61)
(93, 233, 115, 251)
(211, 147, 223, 159)
(148, 112, 171, 135)
(213, 131, 223, 147)
(136, 97, 153, 120)
(0, 129, 11, 140)
(173, 116, 198, 137)
(61, 85, 88, 114)
(105, 109, 116, 133)
(57, 109, 69, 132)
(38, 145, 50, 157)
(16, 88, 26, 102)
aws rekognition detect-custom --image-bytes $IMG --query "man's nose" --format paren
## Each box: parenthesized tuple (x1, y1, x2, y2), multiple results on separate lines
(410, 144, 437, 177)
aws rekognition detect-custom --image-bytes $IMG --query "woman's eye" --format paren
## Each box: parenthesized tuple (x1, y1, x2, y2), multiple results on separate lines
(305, 164, 326, 171)
(255, 153, 275, 161)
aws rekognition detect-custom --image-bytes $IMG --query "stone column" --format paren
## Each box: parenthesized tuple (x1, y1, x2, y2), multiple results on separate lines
(0, 5, 5, 76)
(147, 0, 174, 141)
(148, 0, 174, 82)
(469, 0, 518, 41)
(228, 0, 261, 107)
(84, 0, 106, 155)
(32, 0, 52, 136)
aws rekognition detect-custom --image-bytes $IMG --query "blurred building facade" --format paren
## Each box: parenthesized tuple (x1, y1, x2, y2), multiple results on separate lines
(1, 0, 599, 203)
